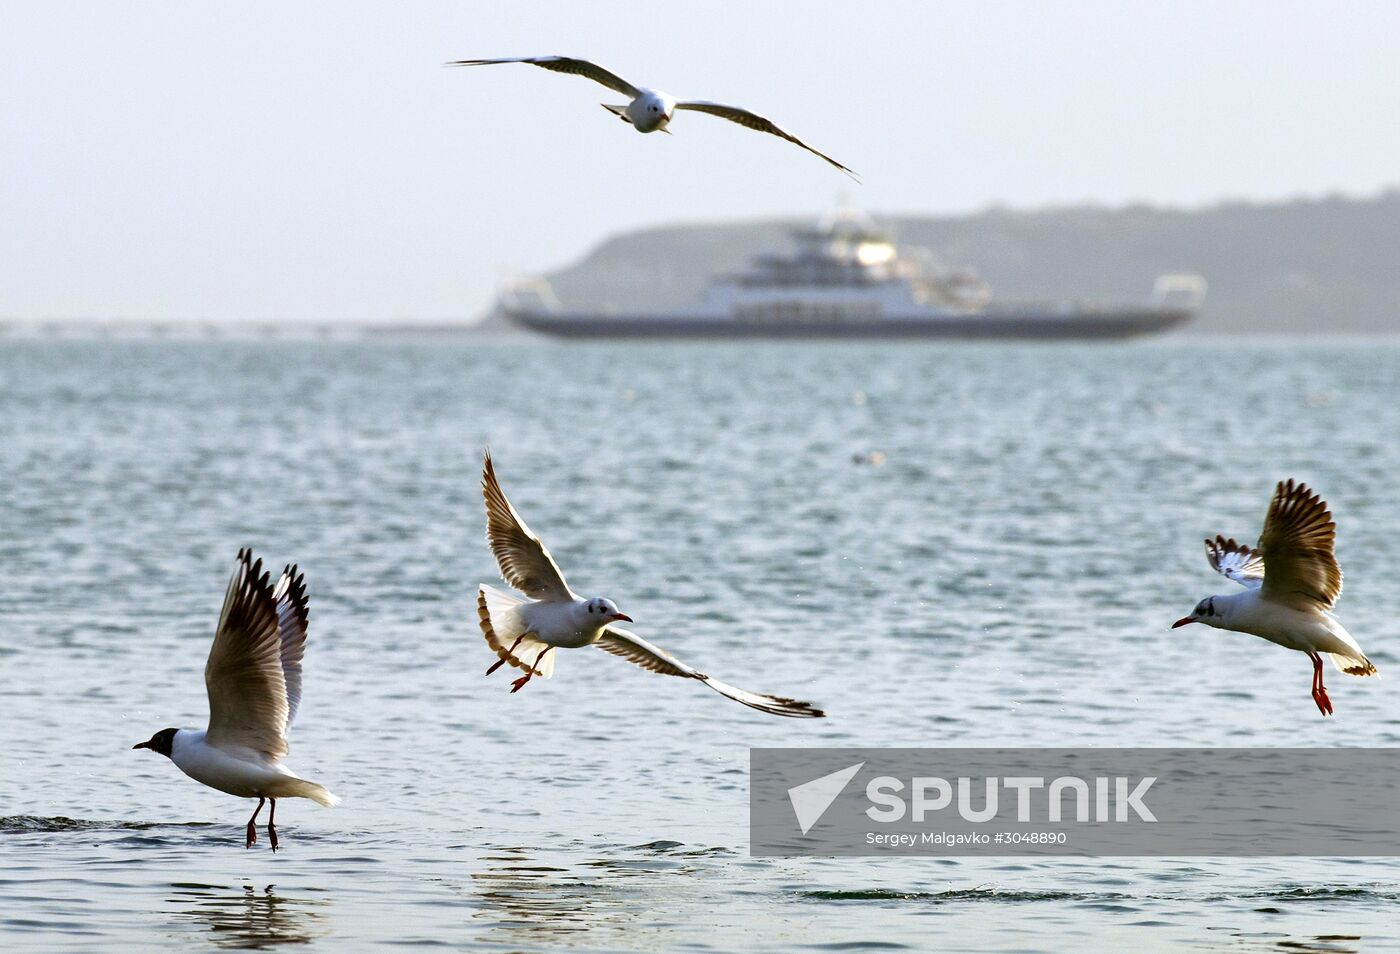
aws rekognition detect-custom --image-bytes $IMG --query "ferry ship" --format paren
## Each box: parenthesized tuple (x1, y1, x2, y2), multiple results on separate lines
(499, 211, 1205, 340)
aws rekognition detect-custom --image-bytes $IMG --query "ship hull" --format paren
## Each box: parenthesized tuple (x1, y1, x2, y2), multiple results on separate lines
(507, 307, 1194, 340)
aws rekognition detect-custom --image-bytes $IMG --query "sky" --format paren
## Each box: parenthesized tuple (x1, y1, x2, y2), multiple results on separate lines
(3, 1, 1398, 322)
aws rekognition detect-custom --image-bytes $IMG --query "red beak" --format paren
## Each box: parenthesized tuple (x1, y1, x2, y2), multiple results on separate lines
(610, 613, 633, 623)
(1170, 617, 1196, 629)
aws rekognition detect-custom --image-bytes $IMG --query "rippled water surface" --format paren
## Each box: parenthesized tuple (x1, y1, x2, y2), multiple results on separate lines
(2, 338, 1398, 951)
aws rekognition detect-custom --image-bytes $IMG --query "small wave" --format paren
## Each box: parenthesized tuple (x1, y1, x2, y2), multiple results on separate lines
(628, 839, 685, 852)
(798, 887, 1108, 904)
(1223, 885, 1400, 903)
(0, 816, 211, 835)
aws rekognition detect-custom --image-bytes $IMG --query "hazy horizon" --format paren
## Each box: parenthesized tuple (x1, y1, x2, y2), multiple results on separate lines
(4, 1, 1399, 321)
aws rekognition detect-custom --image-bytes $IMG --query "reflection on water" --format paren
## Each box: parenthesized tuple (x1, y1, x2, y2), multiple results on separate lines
(166, 884, 327, 950)
(1197, 930, 1361, 953)
(471, 851, 633, 939)
(467, 842, 736, 947)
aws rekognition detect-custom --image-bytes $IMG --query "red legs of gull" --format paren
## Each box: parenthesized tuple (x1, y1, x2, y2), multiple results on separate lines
(486, 635, 526, 676)
(267, 797, 279, 852)
(511, 647, 552, 693)
(246, 796, 265, 849)
(1307, 651, 1333, 717)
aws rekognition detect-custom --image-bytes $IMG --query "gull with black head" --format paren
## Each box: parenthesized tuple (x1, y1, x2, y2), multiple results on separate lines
(476, 451, 825, 718)
(133, 549, 338, 849)
(1172, 480, 1378, 716)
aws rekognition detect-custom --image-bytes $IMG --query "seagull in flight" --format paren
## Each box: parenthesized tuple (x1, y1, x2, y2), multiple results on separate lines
(1172, 480, 1378, 716)
(133, 549, 338, 849)
(475, 452, 825, 717)
(445, 55, 857, 178)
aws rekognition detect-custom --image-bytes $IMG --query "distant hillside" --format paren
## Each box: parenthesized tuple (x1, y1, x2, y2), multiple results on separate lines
(535, 191, 1400, 334)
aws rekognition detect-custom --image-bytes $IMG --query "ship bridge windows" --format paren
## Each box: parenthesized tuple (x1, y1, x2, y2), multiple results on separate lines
(734, 301, 884, 322)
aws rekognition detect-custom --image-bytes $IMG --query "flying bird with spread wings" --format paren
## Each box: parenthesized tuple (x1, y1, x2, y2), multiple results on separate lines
(1172, 480, 1377, 716)
(446, 55, 857, 178)
(474, 451, 825, 717)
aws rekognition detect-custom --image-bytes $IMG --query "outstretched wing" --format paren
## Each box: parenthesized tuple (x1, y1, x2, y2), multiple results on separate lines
(204, 549, 293, 759)
(1258, 479, 1343, 610)
(445, 56, 640, 97)
(596, 626, 825, 718)
(674, 100, 857, 178)
(1204, 535, 1265, 590)
(271, 564, 309, 730)
(481, 451, 574, 601)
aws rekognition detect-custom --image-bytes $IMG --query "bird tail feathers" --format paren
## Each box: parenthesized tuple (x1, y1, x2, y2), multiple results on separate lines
(601, 103, 629, 121)
(1329, 651, 1378, 678)
(285, 778, 339, 807)
(478, 585, 555, 678)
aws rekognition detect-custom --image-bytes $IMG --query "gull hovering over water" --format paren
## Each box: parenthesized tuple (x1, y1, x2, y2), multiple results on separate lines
(1172, 480, 1378, 716)
(133, 549, 338, 849)
(475, 452, 825, 717)
(445, 55, 857, 178)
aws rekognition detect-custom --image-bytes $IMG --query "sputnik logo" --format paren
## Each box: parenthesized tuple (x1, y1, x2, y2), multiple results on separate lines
(787, 762, 865, 835)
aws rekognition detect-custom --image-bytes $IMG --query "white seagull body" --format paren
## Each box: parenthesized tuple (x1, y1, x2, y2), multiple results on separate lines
(475, 452, 825, 718)
(446, 55, 857, 178)
(134, 549, 338, 849)
(1173, 480, 1378, 716)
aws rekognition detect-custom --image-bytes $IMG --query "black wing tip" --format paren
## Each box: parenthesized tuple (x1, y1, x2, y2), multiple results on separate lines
(482, 448, 501, 497)
(224, 548, 279, 632)
(745, 691, 826, 718)
(1277, 477, 1323, 506)
(444, 56, 568, 68)
(1207, 534, 1247, 554)
(1273, 478, 1334, 526)
(1205, 535, 1229, 566)
(233, 549, 306, 605)
(280, 562, 308, 602)
(242, 550, 268, 587)
(768, 699, 826, 718)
